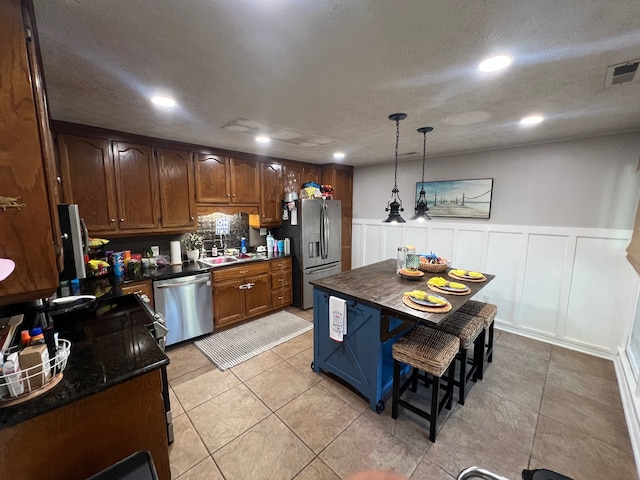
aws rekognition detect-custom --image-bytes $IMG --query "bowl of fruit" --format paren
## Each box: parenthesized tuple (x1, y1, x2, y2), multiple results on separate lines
(419, 252, 449, 272)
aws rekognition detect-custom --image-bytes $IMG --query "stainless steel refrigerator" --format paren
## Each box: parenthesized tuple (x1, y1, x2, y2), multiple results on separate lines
(277, 198, 341, 309)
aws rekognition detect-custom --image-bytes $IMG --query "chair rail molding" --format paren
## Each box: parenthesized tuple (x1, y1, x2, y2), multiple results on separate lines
(351, 219, 638, 357)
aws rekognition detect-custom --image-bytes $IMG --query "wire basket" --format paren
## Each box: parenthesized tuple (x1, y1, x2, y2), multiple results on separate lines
(418, 260, 449, 273)
(0, 339, 71, 404)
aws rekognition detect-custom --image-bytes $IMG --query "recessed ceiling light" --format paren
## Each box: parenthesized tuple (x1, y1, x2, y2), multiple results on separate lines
(150, 95, 176, 107)
(255, 135, 271, 143)
(333, 152, 345, 160)
(478, 55, 513, 72)
(520, 114, 545, 126)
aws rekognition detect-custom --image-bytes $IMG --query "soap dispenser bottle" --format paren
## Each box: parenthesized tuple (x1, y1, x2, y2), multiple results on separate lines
(240, 237, 247, 254)
(266, 231, 274, 252)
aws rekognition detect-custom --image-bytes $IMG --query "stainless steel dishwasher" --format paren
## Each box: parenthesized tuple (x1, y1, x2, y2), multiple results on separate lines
(153, 272, 213, 346)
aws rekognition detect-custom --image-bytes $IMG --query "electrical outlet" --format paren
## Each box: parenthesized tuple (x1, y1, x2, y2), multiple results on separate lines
(260, 228, 267, 235)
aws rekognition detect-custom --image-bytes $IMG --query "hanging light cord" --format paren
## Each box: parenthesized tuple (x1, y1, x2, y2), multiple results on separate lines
(393, 118, 400, 189)
(420, 131, 426, 183)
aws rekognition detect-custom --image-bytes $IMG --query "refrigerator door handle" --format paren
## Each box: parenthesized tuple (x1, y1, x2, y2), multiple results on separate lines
(319, 202, 325, 259)
(304, 264, 338, 274)
(323, 203, 329, 259)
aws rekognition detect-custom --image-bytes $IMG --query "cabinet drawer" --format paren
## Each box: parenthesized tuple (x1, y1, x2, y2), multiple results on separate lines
(270, 257, 291, 271)
(271, 286, 292, 308)
(119, 280, 154, 309)
(211, 261, 269, 283)
(270, 270, 291, 289)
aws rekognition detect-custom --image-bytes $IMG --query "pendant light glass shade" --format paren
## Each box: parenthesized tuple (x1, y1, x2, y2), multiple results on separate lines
(383, 113, 407, 223)
(411, 126, 434, 222)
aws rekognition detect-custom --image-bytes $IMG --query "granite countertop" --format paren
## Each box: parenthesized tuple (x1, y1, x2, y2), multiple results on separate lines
(0, 324, 168, 430)
(73, 252, 292, 299)
(118, 252, 292, 284)
(311, 258, 495, 325)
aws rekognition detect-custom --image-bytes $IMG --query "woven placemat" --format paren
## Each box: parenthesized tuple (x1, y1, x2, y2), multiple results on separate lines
(427, 284, 471, 296)
(448, 272, 487, 282)
(402, 295, 452, 313)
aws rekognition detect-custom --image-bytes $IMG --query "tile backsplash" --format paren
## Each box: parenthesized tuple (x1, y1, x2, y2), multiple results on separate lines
(197, 212, 249, 252)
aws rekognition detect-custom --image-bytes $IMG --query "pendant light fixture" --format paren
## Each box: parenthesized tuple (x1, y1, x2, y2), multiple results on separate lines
(411, 126, 434, 222)
(383, 113, 407, 223)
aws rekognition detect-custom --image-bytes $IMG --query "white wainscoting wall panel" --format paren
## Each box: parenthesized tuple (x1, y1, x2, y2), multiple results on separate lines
(519, 233, 569, 337)
(351, 219, 636, 356)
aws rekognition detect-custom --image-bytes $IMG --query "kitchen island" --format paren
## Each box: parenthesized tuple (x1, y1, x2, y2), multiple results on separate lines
(311, 258, 494, 412)
(0, 314, 170, 479)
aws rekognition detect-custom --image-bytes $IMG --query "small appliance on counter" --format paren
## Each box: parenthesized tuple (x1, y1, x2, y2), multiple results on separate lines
(58, 204, 88, 282)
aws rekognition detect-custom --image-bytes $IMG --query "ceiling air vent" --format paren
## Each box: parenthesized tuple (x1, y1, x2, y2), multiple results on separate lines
(605, 60, 640, 87)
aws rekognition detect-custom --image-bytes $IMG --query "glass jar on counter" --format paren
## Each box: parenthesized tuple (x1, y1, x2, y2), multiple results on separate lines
(397, 247, 408, 272)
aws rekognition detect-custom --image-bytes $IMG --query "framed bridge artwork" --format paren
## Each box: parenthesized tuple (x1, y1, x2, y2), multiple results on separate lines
(416, 178, 494, 219)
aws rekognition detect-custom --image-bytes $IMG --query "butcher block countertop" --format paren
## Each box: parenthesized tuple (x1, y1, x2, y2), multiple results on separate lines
(311, 258, 495, 326)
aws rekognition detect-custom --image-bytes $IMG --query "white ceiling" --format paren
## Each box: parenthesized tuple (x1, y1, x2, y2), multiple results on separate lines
(34, 0, 640, 167)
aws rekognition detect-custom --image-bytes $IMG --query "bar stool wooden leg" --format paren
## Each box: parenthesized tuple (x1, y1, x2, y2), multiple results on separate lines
(487, 321, 495, 363)
(475, 329, 486, 381)
(458, 348, 467, 405)
(429, 376, 440, 442)
(446, 361, 456, 410)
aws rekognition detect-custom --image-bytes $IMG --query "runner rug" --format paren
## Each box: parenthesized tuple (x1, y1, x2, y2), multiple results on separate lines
(194, 310, 312, 370)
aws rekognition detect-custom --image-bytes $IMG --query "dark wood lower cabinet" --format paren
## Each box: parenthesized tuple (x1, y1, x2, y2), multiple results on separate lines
(0, 370, 170, 480)
(212, 258, 292, 329)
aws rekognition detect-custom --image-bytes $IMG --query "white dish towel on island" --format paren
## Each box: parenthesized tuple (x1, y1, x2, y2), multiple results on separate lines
(329, 296, 347, 342)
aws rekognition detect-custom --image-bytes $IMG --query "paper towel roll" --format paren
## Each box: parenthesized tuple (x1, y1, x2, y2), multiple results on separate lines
(170, 241, 182, 265)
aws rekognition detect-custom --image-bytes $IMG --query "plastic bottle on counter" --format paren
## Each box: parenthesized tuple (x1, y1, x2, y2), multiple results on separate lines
(29, 327, 45, 345)
(284, 238, 290, 255)
(266, 231, 275, 253)
(240, 237, 247, 254)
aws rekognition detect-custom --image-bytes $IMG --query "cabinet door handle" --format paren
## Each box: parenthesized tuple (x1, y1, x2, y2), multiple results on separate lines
(120, 218, 125, 222)
(227, 193, 231, 197)
(110, 218, 115, 222)
(278, 296, 283, 300)
(278, 278, 283, 283)
(239, 284, 249, 290)
(191, 216, 195, 220)
(239, 270, 248, 274)
(262, 214, 265, 218)
(277, 263, 283, 267)
(246, 283, 254, 289)
(232, 194, 236, 197)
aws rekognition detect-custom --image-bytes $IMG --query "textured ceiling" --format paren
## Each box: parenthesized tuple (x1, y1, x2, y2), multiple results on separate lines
(34, 0, 640, 167)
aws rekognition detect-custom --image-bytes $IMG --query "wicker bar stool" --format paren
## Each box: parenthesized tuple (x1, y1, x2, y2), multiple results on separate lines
(392, 325, 460, 442)
(437, 311, 485, 405)
(457, 301, 498, 380)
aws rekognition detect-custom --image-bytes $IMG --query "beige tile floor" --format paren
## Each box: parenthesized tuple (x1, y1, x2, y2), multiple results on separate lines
(165, 307, 638, 480)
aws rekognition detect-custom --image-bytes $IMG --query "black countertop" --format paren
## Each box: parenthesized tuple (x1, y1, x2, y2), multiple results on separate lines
(65, 252, 293, 300)
(0, 303, 168, 430)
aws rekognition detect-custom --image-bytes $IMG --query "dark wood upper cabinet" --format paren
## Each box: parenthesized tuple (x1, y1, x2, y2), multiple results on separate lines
(195, 154, 230, 203)
(57, 134, 118, 233)
(157, 148, 195, 229)
(113, 142, 159, 230)
(229, 157, 259, 204)
(0, 0, 60, 305)
(322, 163, 353, 209)
(302, 164, 320, 186)
(254, 162, 282, 227)
(282, 162, 320, 198)
(322, 163, 353, 272)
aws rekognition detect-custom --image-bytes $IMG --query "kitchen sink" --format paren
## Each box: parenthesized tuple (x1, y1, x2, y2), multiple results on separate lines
(198, 256, 239, 266)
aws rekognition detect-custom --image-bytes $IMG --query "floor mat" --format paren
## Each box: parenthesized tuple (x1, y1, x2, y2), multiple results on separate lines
(194, 310, 313, 370)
